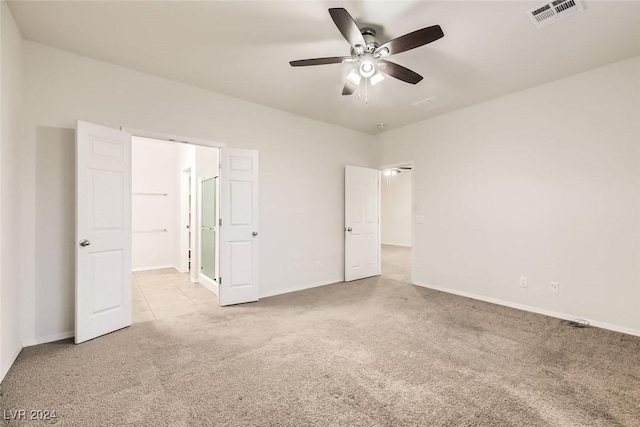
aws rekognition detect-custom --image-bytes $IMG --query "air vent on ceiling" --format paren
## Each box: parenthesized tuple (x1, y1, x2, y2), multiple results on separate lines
(411, 96, 448, 112)
(527, 0, 584, 29)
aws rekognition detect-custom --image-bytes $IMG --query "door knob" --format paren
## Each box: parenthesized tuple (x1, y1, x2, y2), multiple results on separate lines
(346, 227, 352, 232)
(79, 239, 91, 247)
(252, 231, 258, 237)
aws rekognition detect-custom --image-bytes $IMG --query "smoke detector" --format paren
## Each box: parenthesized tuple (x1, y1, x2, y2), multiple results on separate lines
(527, 0, 584, 29)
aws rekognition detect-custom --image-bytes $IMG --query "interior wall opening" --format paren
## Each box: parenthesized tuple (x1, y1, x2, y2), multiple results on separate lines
(131, 136, 220, 323)
(380, 164, 413, 283)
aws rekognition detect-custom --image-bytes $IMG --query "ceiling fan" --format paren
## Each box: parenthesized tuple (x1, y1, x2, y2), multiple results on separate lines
(383, 166, 412, 176)
(290, 8, 444, 98)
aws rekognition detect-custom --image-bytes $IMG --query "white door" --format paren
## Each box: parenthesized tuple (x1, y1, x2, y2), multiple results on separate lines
(75, 121, 132, 344)
(218, 149, 259, 306)
(345, 165, 380, 281)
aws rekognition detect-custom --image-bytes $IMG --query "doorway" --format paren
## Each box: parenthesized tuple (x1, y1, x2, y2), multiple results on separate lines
(75, 121, 260, 343)
(380, 164, 413, 283)
(130, 136, 220, 322)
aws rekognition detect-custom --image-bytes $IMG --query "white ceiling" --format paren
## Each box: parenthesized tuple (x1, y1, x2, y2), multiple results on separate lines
(7, 1, 640, 134)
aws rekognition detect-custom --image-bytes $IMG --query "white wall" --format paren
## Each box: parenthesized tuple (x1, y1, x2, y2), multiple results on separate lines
(381, 171, 412, 247)
(377, 56, 640, 335)
(196, 146, 218, 180)
(33, 127, 74, 344)
(19, 41, 376, 345)
(132, 137, 180, 271)
(1, 0, 23, 381)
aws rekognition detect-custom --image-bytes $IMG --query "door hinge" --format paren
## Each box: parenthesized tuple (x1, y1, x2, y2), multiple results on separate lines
(219, 277, 222, 285)
(219, 218, 222, 226)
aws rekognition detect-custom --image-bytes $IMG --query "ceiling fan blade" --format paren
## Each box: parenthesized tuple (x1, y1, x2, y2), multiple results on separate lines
(376, 25, 444, 56)
(329, 8, 366, 50)
(290, 57, 351, 67)
(377, 60, 423, 84)
(342, 68, 361, 95)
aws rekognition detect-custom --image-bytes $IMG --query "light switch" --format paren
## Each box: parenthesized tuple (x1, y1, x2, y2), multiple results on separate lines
(415, 215, 426, 224)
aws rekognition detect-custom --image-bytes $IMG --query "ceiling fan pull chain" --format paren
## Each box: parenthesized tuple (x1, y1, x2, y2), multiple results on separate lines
(364, 78, 369, 104)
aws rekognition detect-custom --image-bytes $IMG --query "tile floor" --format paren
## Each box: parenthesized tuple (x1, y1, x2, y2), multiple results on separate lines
(132, 268, 218, 323)
(381, 244, 412, 282)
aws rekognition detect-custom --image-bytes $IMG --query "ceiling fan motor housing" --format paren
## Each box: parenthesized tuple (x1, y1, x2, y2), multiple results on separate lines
(354, 27, 380, 54)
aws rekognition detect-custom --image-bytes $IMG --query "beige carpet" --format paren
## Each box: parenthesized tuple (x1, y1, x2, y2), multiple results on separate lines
(1, 277, 639, 426)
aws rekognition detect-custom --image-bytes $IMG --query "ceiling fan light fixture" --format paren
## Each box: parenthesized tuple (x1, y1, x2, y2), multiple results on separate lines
(346, 68, 362, 86)
(359, 60, 376, 78)
(370, 71, 385, 86)
(376, 47, 390, 57)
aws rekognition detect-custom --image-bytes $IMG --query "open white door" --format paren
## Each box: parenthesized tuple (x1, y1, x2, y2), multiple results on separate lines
(75, 121, 132, 343)
(345, 165, 380, 281)
(219, 149, 259, 306)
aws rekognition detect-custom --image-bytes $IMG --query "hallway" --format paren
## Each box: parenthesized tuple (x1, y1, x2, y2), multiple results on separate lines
(381, 244, 411, 283)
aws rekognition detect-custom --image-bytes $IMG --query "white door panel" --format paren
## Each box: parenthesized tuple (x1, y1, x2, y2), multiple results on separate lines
(219, 149, 259, 306)
(345, 165, 380, 281)
(76, 121, 132, 343)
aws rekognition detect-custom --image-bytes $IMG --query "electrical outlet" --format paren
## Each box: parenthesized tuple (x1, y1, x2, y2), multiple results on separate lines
(315, 260, 322, 270)
(550, 281, 559, 294)
(519, 276, 528, 288)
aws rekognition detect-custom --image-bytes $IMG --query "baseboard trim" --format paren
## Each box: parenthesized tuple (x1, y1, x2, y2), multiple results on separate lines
(0, 344, 23, 383)
(22, 331, 75, 347)
(173, 265, 188, 274)
(414, 281, 640, 337)
(198, 273, 219, 296)
(261, 277, 344, 299)
(132, 265, 176, 272)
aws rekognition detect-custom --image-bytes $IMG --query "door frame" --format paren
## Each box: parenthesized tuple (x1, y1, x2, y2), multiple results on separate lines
(122, 128, 226, 149)
(123, 127, 226, 291)
(378, 160, 414, 284)
(179, 167, 192, 274)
